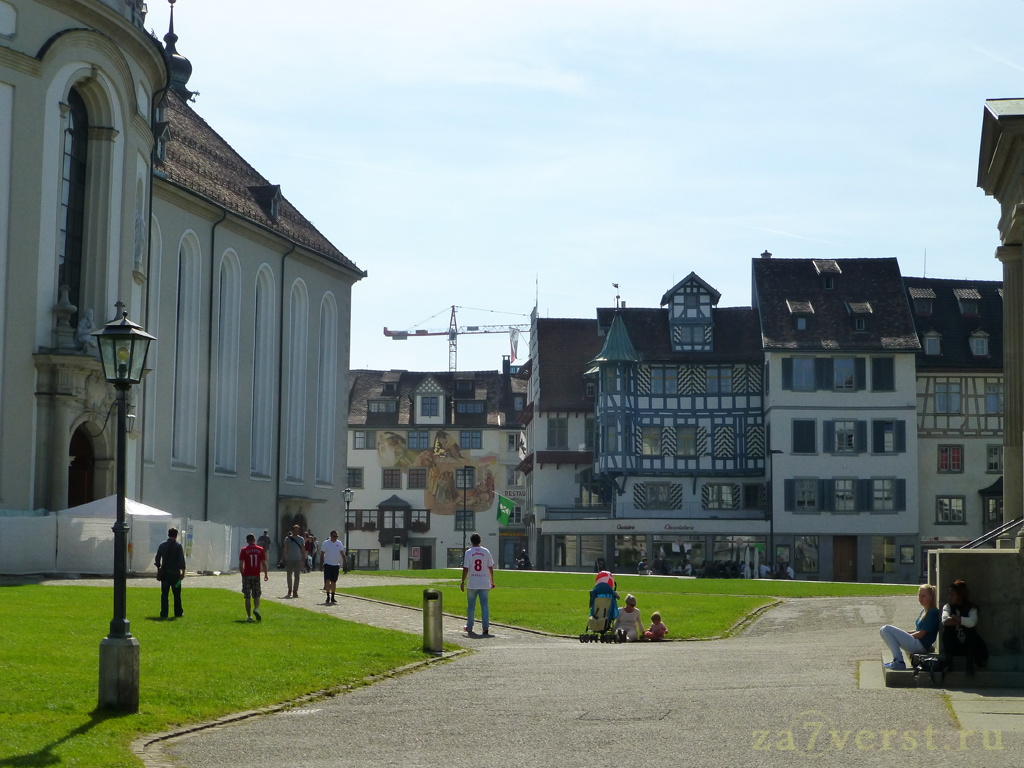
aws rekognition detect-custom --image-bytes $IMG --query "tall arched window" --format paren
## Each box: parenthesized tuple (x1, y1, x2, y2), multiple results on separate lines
(315, 293, 338, 485)
(59, 88, 88, 325)
(171, 233, 201, 468)
(143, 214, 162, 464)
(214, 250, 241, 473)
(250, 265, 276, 478)
(285, 279, 308, 482)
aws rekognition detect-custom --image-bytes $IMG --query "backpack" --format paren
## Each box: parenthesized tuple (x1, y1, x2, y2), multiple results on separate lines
(911, 653, 945, 684)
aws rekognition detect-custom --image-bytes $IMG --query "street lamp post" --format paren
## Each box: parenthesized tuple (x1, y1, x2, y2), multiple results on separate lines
(92, 304, 154, 712)
(768, 448, 784, 572)
(343, 487, 354, 568)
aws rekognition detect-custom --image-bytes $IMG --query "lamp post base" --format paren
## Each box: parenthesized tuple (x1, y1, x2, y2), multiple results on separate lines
(98, 636, 140, 712)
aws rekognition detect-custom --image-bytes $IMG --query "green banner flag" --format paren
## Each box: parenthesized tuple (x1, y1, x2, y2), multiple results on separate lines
(497, 494, 514, 526)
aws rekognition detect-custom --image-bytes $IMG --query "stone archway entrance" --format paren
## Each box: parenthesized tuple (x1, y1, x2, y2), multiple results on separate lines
(68, 426, 95, 509)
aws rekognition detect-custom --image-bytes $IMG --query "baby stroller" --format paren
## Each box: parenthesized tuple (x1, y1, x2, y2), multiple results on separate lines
(580, 581, 624, 643)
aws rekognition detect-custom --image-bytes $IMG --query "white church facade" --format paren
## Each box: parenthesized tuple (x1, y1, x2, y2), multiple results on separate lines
(0, 0, 364, 552)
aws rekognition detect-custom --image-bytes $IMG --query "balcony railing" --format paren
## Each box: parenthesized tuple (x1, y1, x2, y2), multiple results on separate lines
(613, 502, 767, 520)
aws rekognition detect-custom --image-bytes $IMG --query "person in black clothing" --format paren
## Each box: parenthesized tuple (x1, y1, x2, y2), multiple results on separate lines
(154, 527, 186, 619)
(940, 579, 987, 675)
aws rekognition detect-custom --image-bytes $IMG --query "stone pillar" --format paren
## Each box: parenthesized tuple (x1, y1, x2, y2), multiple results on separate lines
(997, 245, 1023, 527)
(48, 396, 74, 511)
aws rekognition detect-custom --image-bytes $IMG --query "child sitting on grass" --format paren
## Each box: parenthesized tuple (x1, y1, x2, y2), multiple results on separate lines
(645, 612, 668, 641)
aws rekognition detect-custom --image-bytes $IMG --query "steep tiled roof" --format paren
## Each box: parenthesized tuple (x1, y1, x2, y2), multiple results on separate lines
(903, 276, 1003, 370)
(160, 92, 364, 275)
(535, 318, 603, 412)
(753, 257, 919, 351)
(348, 369, 521, 426)
(594, 307, 763, 363)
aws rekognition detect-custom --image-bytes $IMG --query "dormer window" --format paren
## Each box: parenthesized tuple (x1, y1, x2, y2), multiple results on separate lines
(914, 298, 933, 315)
(954, 288, 981, 317)
(456, 379, 473, 396)
(369, 400, 397, 413)
(924, 333, 941, 356)
(248, 184, 283, 222)
(970, 332, 989, 357)
(794, 316, 807, 331)
(823, 276, 835, 290)
(855, 317, 866, 332)
(908, 286, 936, 315)
(786, 300, 813, 331)
(383, 382, 397, 394)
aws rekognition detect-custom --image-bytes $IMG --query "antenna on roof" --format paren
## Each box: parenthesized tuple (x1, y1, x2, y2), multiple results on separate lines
(924, 247, 927, 277)
(612, 283, 620, 309)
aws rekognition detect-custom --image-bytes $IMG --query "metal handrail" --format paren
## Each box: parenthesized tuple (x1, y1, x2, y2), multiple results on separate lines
(960, 516, 1024, 549)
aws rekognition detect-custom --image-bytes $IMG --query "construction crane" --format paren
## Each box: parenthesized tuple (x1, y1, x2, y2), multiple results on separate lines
(384, 305, 530, 372)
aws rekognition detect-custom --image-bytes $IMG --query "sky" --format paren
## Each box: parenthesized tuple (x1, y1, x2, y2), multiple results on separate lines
(147, 0, 1024, 373)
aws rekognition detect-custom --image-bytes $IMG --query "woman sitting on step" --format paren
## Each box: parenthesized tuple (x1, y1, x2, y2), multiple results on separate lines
(879, 584, 941, 670)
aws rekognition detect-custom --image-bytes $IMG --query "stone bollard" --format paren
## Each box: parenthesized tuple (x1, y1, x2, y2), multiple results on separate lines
(423, 588, 443, 655)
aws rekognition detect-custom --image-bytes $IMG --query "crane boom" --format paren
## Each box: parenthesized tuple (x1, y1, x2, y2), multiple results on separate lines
(383, 305, 529, 371)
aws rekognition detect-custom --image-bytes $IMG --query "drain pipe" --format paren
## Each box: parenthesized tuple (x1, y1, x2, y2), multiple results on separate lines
(273, 241, 297, 546)
(201, 207, 228, 521)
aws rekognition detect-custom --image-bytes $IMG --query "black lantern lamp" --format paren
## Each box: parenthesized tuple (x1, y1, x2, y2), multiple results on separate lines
(92, 303, 154, 713)
(343, 487, 354, 567)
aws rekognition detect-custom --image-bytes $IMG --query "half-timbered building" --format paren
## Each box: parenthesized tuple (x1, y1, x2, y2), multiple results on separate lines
(904, 276, 1003, 566)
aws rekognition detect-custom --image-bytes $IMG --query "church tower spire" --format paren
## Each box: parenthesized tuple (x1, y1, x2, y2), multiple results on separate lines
(163, 0, 195, 100)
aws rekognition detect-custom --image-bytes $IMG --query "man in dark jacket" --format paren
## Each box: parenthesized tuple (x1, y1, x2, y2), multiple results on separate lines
(155, 527, 186, 619)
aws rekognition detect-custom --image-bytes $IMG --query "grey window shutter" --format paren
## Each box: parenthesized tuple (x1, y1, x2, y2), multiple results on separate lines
(895, 479, 906, 511)
(784, 479, 795, 511)
(857, 479, 872, 512)
(854, 358, 867, 390)
(782, 358, 793, 390)
(872, 421, 883, 454)
(819, 479, 833, 512)
(815, 358, 832, 390)
(855, 421, 867, 453)
(895, 421, 906, 453)
(823, 421, 835, 453)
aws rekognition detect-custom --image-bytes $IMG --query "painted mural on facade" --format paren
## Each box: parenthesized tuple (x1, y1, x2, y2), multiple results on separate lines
(376, 431, 497, 515)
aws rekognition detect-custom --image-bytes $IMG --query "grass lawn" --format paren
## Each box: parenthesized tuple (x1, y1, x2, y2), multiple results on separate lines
(0, 585, 448, 767)
(338, 569, 917, 637)
(368, 568, 919, 598)
(340, 582, 769, 637)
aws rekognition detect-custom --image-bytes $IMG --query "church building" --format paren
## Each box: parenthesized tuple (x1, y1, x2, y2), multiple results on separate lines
(0, 0, 364, 547)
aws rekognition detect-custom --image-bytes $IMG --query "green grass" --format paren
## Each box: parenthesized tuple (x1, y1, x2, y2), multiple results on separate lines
(371, 568, 919, 598)
(0, 586, 448, 767)
(339, 582, 771, 637)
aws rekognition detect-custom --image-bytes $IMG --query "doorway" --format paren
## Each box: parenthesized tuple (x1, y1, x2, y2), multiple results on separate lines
(67, 426, 95, 509)
(833, 536, 858, 582)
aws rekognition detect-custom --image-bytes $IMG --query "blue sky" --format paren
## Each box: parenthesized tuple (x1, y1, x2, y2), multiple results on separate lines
(149, 0, 1023, 372)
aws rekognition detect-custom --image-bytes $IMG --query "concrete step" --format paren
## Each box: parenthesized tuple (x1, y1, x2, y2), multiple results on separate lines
(881, 655, 1024, 688)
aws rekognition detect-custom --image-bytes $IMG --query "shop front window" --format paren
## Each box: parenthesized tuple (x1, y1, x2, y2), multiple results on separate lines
(614, 535, 646, 571)
(554, 535, 577, 568)
(652, 536, 704, 575)
(792, 536, 819, 573)
(580, 535, 604, 569)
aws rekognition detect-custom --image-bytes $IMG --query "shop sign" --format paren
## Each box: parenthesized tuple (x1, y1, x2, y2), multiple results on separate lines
(664, 524, 695, 531)
(616, 524, 636, 530)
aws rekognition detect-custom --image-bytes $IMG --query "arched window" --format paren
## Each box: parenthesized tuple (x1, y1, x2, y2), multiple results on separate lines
(285, 280, 308, 482)
(250, 266, 276, 478)
(315, 293, 338, 485)
(59, 88, 88, 325)
(214, 251, 241, 473)
(142, 214, 162, 464)
(171, 233, 201, 468)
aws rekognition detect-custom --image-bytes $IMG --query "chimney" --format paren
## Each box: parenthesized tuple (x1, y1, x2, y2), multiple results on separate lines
(502, 355, 511, 375)
(761, 250, 772, 259)
(620, 301, 626, 308)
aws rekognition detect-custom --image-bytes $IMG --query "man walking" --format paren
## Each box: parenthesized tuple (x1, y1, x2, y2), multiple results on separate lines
(319, 530, 347, 605)
(461, 533, 495, 635)
(239, 533, 269, 622)
(281, 524, 305, 597)
(256, 529, 272, 562)
(154, 527, 186, 619)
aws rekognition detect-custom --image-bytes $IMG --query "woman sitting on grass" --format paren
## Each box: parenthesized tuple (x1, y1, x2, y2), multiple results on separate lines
(614, 594, 644, 642)
(879, 584, 941, 670)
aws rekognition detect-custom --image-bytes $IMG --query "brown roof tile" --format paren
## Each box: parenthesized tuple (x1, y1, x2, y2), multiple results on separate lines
(160, 92, 364, 276)
(753, 257, 919, 351)
(535, 318, 603, 412)
(594, 306, 763, 363)
(903, 276, 1003, 370)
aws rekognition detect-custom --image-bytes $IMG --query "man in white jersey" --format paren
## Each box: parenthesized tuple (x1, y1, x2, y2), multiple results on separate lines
(319, 530, 347, 605)
(461, 533, 495, 635)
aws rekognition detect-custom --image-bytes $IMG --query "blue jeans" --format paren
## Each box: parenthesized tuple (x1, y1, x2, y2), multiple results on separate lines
(466, 588, 490, 632)
(880, 624, 925, 663)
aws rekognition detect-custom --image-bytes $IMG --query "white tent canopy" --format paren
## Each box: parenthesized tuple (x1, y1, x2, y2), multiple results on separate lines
(58, 495, 172, 518)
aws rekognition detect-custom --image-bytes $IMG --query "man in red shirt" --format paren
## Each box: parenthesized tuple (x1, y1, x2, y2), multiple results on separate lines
(239, 533, 269, 623)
